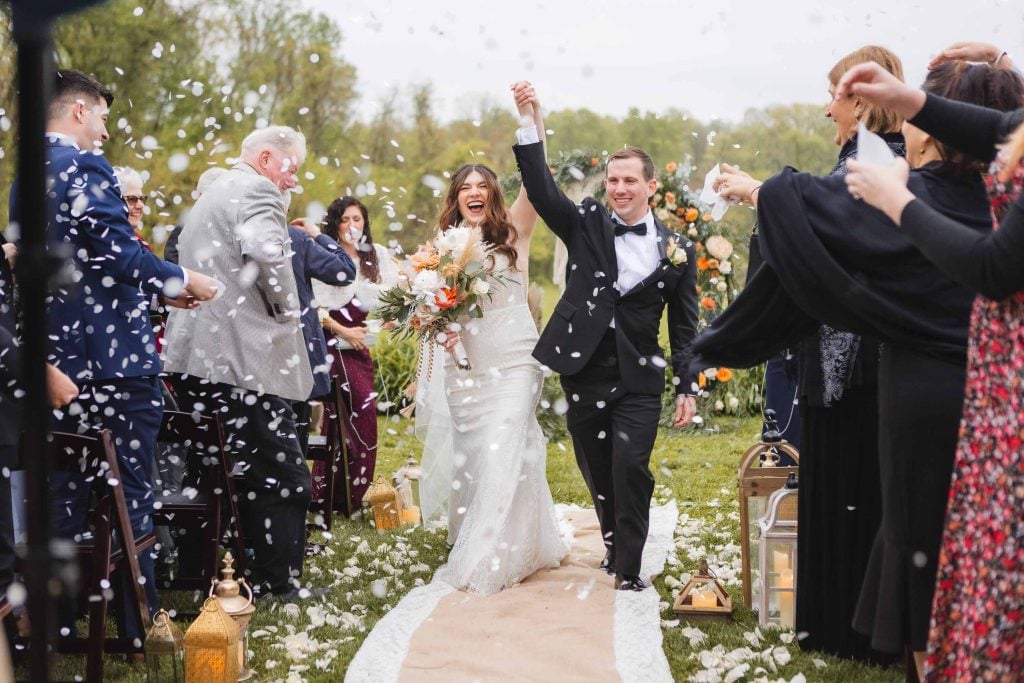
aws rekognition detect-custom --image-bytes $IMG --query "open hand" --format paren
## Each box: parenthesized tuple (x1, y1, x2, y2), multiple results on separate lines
(929, 41, 1005, 69)
(673, 395, 697, 428)
(834, 62, 925, 120)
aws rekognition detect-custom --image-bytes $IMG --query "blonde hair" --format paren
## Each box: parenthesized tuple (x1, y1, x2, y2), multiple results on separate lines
(829, 45, 905, 134)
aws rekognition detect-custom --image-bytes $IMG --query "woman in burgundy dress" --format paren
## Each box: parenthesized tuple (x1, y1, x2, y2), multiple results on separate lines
(311, 197, 398, 514)
(840, 57, 1024, 680)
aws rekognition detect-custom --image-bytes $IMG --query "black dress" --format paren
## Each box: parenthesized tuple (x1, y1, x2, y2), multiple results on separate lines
(792, 135, 902, 662)
(691, 164, 991, 654)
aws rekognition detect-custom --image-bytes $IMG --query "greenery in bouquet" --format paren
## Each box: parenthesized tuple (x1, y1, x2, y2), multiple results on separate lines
(375, 226, 510, 370)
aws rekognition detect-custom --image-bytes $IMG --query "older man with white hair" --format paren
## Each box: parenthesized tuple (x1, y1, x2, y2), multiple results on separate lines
(163, 125, 317, 599)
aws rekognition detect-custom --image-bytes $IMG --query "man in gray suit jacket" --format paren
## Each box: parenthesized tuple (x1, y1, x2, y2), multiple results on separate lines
(163, 125, 316, 599)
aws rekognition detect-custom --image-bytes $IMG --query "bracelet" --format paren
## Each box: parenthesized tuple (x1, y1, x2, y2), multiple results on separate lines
(749, 184, 763, 202)
(994, 51, 1008, 66)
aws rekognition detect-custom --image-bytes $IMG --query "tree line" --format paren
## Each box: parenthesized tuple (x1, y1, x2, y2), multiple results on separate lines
(0, 0, 840, 285)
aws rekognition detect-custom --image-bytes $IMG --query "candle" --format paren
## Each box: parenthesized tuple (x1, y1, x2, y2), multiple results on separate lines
(691, 588, 718, 609)
(400, 506, 421, 525)
(772, 549, 790, 573)
(779, 591, 795, 628)
(778, 568, 794, 588)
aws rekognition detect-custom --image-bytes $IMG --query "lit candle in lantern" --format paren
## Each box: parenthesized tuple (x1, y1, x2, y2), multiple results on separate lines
(777, 568, 795, 628)
(400, 505, 421, 525)
(772, 549, 790, 573)
(691, 588, 718, 609)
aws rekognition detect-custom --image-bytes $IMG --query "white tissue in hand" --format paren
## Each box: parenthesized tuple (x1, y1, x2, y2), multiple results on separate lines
(856, 122, 896, 166)
(699, 164, 732, 222)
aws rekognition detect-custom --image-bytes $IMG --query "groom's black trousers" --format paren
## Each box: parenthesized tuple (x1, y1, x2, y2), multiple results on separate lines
(561, 329, 661, 578)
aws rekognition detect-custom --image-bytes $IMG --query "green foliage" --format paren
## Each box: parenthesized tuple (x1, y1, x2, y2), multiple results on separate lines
(372, 332, 418, 412)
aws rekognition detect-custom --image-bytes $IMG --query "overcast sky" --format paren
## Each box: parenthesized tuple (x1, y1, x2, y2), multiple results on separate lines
(302, 0, 1023, 124)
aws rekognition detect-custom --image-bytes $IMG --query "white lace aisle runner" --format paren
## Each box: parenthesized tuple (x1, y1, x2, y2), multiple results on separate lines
(345, 502, 677, 683)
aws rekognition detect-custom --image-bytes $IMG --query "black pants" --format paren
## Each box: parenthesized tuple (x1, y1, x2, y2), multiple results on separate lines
(561, 330, 661, 578)
(171, 375, 311, 595)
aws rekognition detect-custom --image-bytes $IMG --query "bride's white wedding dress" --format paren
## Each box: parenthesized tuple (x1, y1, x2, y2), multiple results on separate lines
(417, 254, 568, 595)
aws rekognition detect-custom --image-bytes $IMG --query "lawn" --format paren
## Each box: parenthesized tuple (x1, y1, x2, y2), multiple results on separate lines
(41, 414, 903, 682)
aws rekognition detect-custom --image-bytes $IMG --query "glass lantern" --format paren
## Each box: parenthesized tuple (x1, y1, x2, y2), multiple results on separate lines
(738, 409, 799, 609)
(184, 597, 241, 682)
(672, 558, 733, 622)
(757, 474, 799, 629)
(145, 609, 184, 682)
(210, 552, 256, 681)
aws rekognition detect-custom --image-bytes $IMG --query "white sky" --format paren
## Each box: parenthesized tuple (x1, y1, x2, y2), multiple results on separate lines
(302, 0, 1024, 123)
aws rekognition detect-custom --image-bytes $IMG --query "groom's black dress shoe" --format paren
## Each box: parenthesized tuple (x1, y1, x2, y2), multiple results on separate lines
(614, 575, 649, 592)
(599, 550, 615, 576)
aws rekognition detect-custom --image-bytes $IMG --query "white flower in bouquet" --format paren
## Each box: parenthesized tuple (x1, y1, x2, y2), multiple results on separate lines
(471, 279, 490, 296)
(718, 260, 733, 275)
(656, 208, 671, 222)
(411, 269, 442, 299)
(436, 226, 472, 255)
(728, 396, 740, 410)
(716, 281, 728, 292)
(706, 235, 734, 260)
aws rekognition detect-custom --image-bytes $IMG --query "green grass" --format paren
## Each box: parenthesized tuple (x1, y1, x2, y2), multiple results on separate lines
(39, 415, 903, 682)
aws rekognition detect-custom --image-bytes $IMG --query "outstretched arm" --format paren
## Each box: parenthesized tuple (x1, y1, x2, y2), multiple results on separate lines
(508, 81, 546, 246)
(512, 138, 581, 246)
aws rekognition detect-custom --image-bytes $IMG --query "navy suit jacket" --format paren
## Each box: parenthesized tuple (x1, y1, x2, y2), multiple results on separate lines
(287, 228, 355, 398)
(9, 138, 185, 383)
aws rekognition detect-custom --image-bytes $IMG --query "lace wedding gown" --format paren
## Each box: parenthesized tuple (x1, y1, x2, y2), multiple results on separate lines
(417, 255, 568, 595)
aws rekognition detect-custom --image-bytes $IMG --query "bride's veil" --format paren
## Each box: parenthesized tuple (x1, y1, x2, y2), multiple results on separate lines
(414, 339, 452, 527)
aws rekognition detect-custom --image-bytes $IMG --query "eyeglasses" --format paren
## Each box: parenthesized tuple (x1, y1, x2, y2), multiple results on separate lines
(124, 195, 148, 205)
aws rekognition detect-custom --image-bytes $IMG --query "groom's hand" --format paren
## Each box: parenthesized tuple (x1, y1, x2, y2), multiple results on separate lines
(673, 395, 697, 428)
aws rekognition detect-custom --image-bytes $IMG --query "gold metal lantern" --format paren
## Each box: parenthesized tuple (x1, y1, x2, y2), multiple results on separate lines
(364, 474, 403, 531)
(673, 558, 733, 622)
(210, 552, 256, 681)
(145, 609, 184, 682)
(757, 474, 799, 629)
(738, 409, 799, 608)
(184, 597, 241, 682)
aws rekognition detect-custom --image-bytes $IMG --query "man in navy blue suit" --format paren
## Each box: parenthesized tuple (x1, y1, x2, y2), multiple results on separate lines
(9, 69, 218, 640)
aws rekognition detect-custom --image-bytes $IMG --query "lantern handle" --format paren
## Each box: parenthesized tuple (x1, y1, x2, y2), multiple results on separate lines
(237, 577, 254, 610)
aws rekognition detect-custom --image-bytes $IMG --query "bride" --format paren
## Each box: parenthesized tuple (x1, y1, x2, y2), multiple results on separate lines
(416, 81, 569, 595)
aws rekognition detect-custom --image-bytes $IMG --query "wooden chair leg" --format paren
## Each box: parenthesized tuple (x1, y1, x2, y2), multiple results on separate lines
(86, 526, 112, 683)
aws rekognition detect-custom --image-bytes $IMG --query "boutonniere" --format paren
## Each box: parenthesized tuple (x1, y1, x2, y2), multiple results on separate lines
(665, 236, 688, 267)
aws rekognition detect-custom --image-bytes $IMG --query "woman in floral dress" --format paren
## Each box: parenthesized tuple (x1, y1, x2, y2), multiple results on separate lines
(841, 59, 1024, 680)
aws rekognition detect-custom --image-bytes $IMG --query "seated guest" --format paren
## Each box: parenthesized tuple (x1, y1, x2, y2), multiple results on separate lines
(311, 197, 399, 515)
(8, 69, 218, 641)
(163, 125, 319, 600)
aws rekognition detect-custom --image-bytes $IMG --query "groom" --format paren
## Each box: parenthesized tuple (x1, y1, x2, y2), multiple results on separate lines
(514, 124, 698, 592)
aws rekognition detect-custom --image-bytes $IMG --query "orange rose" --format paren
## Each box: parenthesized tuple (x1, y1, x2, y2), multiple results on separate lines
(666, 162, 678, 173)
(695, 241, 703, 252)
(409, 248, 440, 272)
(702, 213, 712, 222)
(676, 208, 686, 217)
(664, 192, 676, 205)
(434, 287, 459, 310)
(701, 296, 717, 311)
(684, 207, 699, 222)
(707, 258, 719, 270)
(591, 157, 600, 167)
(715, 368, 733, 382)
(698, 371, 707, 388)
(697, 257, 709, 271)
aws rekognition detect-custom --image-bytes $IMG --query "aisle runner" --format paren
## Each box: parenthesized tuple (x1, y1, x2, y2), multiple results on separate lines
(346, 502, 677, 683)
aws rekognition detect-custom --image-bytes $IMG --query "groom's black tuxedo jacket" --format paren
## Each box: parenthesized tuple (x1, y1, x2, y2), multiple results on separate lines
(514, 141, 699, 396)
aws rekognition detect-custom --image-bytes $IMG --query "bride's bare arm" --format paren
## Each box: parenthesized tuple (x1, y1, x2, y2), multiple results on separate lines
(508, 80, 545, 259)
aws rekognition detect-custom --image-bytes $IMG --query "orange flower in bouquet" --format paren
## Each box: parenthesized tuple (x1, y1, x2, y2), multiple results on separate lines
(684, 207, 699, 223)
(666, 161, 678, 173)
(701, 296, 717, 311)
(715, 368, 733, 382)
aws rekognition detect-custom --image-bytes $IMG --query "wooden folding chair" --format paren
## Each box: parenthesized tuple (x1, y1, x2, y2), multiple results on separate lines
(152, 410, 246, 591)
(307, 376, 353, 531)
(40, 429, 156, 683)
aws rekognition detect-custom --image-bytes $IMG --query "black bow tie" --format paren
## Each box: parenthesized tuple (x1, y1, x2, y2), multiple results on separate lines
(614, 222, 647, 237)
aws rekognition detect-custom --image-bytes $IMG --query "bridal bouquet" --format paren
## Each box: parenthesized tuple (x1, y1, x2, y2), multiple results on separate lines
(376, 226, 506, 370)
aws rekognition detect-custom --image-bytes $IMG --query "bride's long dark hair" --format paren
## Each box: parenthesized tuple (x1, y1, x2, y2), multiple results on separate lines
(437, 164, 519, 268)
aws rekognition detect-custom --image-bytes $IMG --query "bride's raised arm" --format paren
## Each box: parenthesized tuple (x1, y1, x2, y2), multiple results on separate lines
(508, 80, 546, 246)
